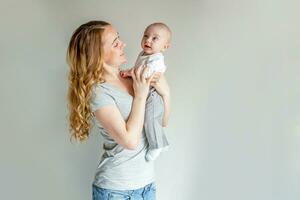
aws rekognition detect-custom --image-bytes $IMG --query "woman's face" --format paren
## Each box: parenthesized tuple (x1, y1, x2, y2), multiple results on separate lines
(102, 25, 127, 67)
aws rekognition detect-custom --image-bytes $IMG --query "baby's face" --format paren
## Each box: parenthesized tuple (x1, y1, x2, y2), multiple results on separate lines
(141, 26, 170, 55)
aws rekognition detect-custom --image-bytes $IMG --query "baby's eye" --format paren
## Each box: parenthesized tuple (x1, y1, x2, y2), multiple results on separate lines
(114, 42, 119, 47)
(153, 37, 158, 41)
(143, 35, 148, 38)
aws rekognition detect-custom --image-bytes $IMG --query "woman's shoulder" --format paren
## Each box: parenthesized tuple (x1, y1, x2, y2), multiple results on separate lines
(94, 80, 128, 89)
(93, 78, 133, 97)
(92, 82, 117, 100)
(105, 78, 133, 90)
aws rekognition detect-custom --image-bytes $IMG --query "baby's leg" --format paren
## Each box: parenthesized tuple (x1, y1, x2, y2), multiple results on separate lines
(145, 148, 163, 161)
(144, 88, 169, 161)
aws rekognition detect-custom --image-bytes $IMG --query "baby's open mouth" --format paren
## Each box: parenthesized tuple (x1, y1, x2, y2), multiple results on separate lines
(144, 44, 151, 49)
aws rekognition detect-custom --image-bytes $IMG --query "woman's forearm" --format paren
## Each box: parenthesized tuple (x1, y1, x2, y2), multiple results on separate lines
(125, 96, 147, 147)
(162, 94, 171, 127)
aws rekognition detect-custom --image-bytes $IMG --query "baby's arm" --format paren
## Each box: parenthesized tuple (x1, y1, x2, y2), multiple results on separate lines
(120, 52, 144, 78)
(145, 54, 166, 78)
(121, 54, 166, 78)
(147, 58, 166, 73)
(120, 65, 148, 78)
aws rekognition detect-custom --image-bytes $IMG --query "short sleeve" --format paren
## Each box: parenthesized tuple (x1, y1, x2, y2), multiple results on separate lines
(147, 54, 166, 73)
(90, 85, 116, 112)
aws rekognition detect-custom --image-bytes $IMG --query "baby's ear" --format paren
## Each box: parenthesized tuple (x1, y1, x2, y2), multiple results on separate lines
(164, 43, 170, 50)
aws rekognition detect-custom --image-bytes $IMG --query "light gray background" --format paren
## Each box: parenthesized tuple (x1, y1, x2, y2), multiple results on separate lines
(0, 0, 299, 199)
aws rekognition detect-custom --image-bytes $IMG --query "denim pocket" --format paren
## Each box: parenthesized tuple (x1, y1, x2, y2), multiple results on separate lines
(93, 185, 108, 200)
(108, 191, 130, 200)
(93, 185, 130, 200)
(141, 183, 156, 200)
(149, 183, 156, 192)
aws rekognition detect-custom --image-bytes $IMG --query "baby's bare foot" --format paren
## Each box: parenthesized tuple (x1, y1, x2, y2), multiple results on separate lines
(120, 70, 131, 78)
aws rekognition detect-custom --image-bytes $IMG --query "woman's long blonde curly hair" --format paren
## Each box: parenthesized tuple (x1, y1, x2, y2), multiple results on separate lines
(66, 20, 110, 142)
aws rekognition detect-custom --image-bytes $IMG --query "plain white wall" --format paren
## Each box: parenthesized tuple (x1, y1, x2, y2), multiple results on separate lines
(0, 0, 299, 199)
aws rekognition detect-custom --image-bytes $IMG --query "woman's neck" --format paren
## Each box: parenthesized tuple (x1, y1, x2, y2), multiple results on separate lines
(102, 64, 133, 94)
(102, 64, 122, 83)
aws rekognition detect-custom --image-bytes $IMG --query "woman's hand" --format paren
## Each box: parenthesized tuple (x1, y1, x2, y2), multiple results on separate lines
(130, 65, 155, 100)
(150, 73, 170, 98)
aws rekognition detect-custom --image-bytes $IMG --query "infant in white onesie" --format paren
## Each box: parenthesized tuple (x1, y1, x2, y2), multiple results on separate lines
(121, 22, 172, 161)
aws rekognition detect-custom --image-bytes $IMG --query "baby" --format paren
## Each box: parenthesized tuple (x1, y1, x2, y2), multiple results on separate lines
(121, 22, 171, 161)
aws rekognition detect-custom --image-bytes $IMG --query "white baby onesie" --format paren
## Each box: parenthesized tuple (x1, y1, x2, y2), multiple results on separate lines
(134, 51, 166, 77)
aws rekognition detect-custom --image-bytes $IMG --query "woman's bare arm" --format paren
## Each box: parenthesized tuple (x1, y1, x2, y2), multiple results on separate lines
(94, 66, 155, 150)
(94, 95, 146, 150)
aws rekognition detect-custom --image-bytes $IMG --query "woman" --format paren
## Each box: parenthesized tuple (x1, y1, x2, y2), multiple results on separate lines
(66, 21, 170, 199)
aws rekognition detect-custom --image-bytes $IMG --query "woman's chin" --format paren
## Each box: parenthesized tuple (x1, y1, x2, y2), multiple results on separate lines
(120, 55, 127, 63)
(121, 57, 127, 64)
(121, 59, 127, 65)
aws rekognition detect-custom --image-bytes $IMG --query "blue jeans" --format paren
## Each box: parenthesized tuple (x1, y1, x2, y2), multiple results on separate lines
(92, 182, 156, 200)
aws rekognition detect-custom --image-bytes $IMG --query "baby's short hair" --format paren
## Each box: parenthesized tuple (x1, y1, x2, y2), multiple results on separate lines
(146, 22, 172, 43)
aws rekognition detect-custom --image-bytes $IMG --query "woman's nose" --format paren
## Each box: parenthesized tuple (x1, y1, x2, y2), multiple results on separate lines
(121, 42, 126, 49)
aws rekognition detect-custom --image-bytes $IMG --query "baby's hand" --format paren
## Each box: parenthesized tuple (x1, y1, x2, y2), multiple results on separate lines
(120, 69, 132, 78)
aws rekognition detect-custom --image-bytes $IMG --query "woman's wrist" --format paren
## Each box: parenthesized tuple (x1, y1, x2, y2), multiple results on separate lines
(161, 90, 170, 99)
(162, 94, 170, 102)
(134, 94, 147, 102)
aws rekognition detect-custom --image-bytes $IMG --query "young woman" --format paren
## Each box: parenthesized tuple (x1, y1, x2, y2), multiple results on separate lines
(66, 21, 170, 199)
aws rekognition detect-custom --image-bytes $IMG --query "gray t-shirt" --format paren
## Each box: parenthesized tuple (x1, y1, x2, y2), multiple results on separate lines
(90, 82, 155, 190)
